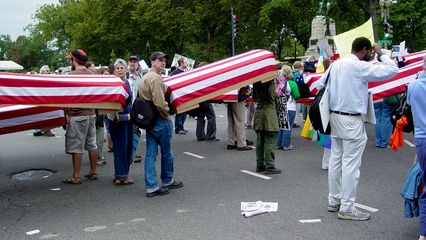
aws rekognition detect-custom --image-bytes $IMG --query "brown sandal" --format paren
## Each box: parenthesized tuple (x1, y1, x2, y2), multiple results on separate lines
(113, 177, 134, 186)
(63, 176, 82, 184)
(84, 172, 98, 180)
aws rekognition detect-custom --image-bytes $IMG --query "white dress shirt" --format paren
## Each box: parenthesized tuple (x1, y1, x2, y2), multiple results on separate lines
(321, 54, 398, 114)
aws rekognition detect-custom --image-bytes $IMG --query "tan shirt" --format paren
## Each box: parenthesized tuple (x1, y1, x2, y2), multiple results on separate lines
(67, 68, 95, 117)
(138, 70, 170, 120)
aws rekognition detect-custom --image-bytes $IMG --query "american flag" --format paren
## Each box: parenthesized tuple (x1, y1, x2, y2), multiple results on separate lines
(0, 72, 129, 109)
(304, 50, 425, 100)
(164, 49, 276, 112)
(0, 72, 129, 135)
(0, 105, 65, 135)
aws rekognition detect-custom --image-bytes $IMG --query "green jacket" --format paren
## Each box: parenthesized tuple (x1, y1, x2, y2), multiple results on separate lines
(253, 81, 279, 132)
(288, 79, 300, 100)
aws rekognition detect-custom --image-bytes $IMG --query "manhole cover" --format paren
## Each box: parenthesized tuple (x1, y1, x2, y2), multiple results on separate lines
(11, 169, 55, 181)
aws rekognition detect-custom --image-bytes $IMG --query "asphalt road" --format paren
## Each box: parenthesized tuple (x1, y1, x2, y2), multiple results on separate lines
(0, 104, 420, 240)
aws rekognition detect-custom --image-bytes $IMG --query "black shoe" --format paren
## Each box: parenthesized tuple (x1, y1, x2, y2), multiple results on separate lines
(264, 167, 282, 175)
(176, 130, 186, 135)
(33, 131, 43, 137)
(146, 187, 169, 197)
(197, 138, 206, 142)
(164, 180, 183, 189)
(206, 137, 219, 142)
(227, 145, 237, 150)
(256, 166, 266, 172)
(238, 146, 253, 151)
(235, 140, 254, 146)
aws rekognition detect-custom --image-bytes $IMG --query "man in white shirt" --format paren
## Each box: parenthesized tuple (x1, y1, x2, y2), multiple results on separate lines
(325, 37, 398, 220)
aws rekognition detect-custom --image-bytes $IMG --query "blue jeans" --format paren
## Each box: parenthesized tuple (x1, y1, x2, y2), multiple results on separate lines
(108, 120, 133, 178)
(415, 138, 426, 236)
(374, 102, 395, 147)
(174, 113, 187, 133)
(277, 110, 296, 147)
(145, 117, 174, 193)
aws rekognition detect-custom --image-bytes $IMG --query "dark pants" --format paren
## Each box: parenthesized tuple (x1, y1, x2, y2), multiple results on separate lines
(415, 138, 426, 236)
(109, 120, 134, 178)
(255, 130, 278, 168)
(174, 113, 187, 133)
(196, 102, 217, 140)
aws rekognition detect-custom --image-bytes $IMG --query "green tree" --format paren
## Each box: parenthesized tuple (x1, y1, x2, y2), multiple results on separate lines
(0, 35, 12, 60)
(389, 0, 426, 52)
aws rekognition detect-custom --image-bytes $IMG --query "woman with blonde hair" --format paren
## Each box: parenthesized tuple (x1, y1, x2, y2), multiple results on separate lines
(276, 65, 300, 150)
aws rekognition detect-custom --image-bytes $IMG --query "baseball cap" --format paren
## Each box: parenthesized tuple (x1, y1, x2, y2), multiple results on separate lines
(129, 55, 140, 61)
(149, 51, 168, 61)
(65, 49, 88, 64)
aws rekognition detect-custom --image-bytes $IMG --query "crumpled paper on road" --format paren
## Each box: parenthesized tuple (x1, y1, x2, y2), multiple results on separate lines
(241, 201, 278, 217)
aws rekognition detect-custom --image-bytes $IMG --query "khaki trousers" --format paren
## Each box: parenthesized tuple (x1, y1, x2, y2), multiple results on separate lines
(227, 102, 247, 147)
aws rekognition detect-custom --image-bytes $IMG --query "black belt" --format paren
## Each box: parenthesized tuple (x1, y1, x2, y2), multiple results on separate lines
(331, 110, 361, 116)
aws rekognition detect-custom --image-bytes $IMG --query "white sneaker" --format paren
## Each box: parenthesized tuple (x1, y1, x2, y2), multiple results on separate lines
(337, 208, 370, 221)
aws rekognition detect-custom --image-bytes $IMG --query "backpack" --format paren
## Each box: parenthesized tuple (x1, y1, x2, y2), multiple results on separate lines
(309, 68, 331, 134)
(293, 71, 312, 98)
(130, 97, 158, 130)
(238, 85, 252, 101)
(390, 92, 414, 133)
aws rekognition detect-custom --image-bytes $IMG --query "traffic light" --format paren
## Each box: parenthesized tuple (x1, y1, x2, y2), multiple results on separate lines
(232, 15, 238, 38)
(384, 23, 393, 39)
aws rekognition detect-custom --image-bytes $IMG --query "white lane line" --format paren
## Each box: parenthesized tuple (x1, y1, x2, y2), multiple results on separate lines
(240, 170, 271, 180)
(404, 139, 415, 147)
(217, 114, 224, 118)
(176, 209, 190, 213)
(83, 226, 106, 232)
(355, 203, 379, 212)
(183, 152, 205, 159)
(299, 219, 322, 223)
(26, 229, 40, 235)
(130, 218, 145, 223)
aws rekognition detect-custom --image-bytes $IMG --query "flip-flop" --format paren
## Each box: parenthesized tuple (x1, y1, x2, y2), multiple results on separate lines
(84, 172, 98, 180)
(63, 176, 82, 184)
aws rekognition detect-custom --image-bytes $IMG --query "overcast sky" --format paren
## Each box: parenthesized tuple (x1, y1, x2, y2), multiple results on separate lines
(0, 0, 59, 40)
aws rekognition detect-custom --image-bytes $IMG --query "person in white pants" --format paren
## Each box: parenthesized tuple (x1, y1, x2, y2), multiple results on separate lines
(323, 37, 398, 221)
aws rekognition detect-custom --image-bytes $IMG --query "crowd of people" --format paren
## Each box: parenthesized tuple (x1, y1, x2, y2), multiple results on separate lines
(29, 37, 426, 238)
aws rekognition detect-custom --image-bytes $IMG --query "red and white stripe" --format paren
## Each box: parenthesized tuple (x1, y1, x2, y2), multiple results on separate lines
(211, 89, 239, 102)
(369, 60, 423, 100)
(164, 49, 276, 111)
(305, 50, 425, 99)
(404, 50, 426, 65)
(0, 72, 129, 106)
(0, 105, 65, 135)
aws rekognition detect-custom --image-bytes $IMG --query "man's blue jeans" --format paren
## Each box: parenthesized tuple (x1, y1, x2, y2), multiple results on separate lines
(415, 138, 426, 236)
(145, 117, 174, 193)
(374, 102, 395, 147)
(174, 113, 187, 133)
(277, 110, 296, 148)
